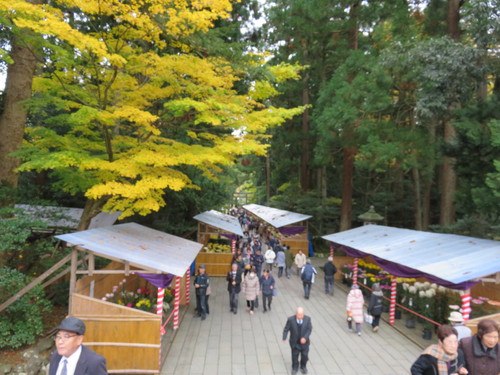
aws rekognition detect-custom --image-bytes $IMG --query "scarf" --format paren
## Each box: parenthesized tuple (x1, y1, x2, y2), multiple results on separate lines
(422, 344, 457, 375)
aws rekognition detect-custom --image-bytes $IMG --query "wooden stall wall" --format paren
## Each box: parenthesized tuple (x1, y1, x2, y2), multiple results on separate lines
(280, 222, 309, 257)
(471, 279, 500, 302)
(196, 252, 233, 276)
(71, 294, 161, 374)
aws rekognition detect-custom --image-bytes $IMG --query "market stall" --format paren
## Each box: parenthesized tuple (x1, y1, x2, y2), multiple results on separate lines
(243, 203, 312, 256)
(54, 223, 202, 374)
(193, 210, 244, 276)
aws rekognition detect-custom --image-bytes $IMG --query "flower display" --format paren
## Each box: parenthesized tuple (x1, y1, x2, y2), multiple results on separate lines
(102, 280, 156, 313)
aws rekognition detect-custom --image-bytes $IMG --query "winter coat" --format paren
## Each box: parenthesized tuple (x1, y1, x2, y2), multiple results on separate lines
(276, 251, 286, 267)
(285, 250, 294, 268)
(346, 288, 364, 323)
(295, 253, 307, 268)
(264, 249, 276, 264)
(323, 261, 337, 276)
(242, 274, 260, 301)
(368, 291, 384, 316)
(259, 274, 275, 295)
(301, 264, 317, 283)
(410, 349, 465, 375)
(460, 335, 500, 375)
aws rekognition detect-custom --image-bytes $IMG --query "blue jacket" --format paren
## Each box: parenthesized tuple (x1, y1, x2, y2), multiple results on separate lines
(259, 274, 275, 295)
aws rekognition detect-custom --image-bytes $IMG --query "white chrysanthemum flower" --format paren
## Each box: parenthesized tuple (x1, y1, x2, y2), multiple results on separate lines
(419, 290, 426, 298)
(414, 282, 422, 289)
(409, 286, 417, 294)
(430, 283, 438, 289)
(402, 283, 409, 291)
(438, 285, 447, 293)
(423, 281, 431, 289)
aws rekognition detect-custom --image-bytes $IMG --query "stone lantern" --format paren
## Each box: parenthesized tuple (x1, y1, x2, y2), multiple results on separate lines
(358, 205, 384, 226)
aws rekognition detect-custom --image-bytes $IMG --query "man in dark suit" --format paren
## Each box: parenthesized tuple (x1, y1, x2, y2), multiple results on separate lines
(49, 317, 107, 375)
(226, 262, 243, 314)
(282, 306, 313, 375)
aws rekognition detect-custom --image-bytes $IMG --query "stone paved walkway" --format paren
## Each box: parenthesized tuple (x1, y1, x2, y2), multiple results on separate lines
(161, 263, 422, 375)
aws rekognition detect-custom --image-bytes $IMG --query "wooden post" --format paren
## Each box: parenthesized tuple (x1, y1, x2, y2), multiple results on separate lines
(68, 249, 78, 314)
(389, 277, 397, 325)
(88, 252, 95, 276)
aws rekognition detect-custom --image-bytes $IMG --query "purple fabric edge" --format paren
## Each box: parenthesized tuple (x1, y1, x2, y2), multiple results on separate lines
(334, 243, 478, 291)
(135, 272, 174, 289)
(279, 226, 305, 236)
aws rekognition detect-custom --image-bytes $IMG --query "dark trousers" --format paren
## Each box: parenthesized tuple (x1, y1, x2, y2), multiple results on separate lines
(262, 293, 273, 311)
(255, 264, 262, 277)
(372, 314, 381, 328)
(195, 291, 207, 318)
(303, 281, 312, 298)
(324, 275, 334, 294)
(278, 266, 284, 277)
(291, 345, 309, 371)
(229, 291, 239, 312)
(246, 299, 255, 311)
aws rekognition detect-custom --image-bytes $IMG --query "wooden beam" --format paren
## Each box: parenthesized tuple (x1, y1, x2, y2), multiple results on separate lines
(84, 342, 161, 348)
(88, 252, 95, 276)
(124, 261, 130, 276)
(68, 249, 78, 314)
(42, 255, 90, 289)
(0, 252, 72, 313)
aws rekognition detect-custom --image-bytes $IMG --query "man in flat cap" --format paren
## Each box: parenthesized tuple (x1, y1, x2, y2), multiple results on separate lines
(49, 316, 107, 375)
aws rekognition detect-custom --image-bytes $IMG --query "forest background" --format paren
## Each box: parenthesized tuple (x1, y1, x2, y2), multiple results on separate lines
(0, 0, 498, 349)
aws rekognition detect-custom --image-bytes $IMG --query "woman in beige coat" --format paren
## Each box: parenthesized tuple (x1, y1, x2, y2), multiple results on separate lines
(243, 267, 260, 315)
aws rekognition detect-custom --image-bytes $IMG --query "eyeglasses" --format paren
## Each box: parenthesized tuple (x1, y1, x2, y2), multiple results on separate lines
(53, 334, 78, 342)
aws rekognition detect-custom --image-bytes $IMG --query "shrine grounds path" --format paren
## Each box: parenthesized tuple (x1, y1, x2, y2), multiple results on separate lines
(161, 258, 422, 375)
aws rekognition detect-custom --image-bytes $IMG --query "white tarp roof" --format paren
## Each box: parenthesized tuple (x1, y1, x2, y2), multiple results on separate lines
(193, 210, 244, 236)
(15, 204, 120, 229)
(55, 223, 202, 276)
(243, 204, 312, 228)
(322, 225, 500, 286)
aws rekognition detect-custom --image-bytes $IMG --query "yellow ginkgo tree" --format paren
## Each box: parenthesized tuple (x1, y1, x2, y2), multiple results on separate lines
(6, 0, 305, 229)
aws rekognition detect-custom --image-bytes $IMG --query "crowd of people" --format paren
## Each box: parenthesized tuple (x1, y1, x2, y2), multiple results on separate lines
(191, 207, 500, 375)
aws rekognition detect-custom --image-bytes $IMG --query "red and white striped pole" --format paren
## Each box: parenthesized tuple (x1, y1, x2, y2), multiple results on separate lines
(173, 276, 181, 330)
(157, 287, 165, 335)
(460, 290, 472, 321)
(185, 268, 191, 306)
(329, 243, 334, 258)
(353, 258, 359, 285)
(389, 277, 397, 325)
(231, 239, 236, 254)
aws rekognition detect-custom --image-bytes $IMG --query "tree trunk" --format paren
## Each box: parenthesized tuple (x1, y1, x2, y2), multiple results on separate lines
(412, 167, 423, 230)
(0, 34, 39, 187)
(265, 155, 271, 202)
(338, 1, 360, 232)
(77, 198, 108, 231)
(300, 70, 311, 191)
(439, 118, 457, 226)
(422, 122, 437, 230)
(447, 0, 461, 41)
(438, 0, 461, 226)
(339, 146, 356, 231)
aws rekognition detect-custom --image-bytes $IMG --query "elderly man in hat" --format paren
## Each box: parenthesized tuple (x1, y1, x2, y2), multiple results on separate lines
(449, 311, 472, 341)
(49, 316, 107, 375)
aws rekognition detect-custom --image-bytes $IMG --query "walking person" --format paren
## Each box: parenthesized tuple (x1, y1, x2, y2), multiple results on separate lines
(300, 259, 317, 299)
(285, 246, 294, 278)
(411, 325, 467, 375)
(194, 264, 209, 320)
(264, 247, 276, 272)
(346, 284, 364, 336)
(448, 312, 472, 341)
(251, 249, 264, 277)
(459, 318, 500, 375)
(294, 249, 307, 276)
(242, 266, 259, 315)
(49, 317, 107, 375)
(367, 283, 383, 332)
(282, 306, 312, 375)
(259, 269, 275, 313)
(226, 262, 243, 314)
(323, 256, 337, 295)
(276, 249, 286, 278)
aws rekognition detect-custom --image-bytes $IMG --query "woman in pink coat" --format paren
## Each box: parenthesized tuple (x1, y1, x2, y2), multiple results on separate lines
(346, 284, 365, 336)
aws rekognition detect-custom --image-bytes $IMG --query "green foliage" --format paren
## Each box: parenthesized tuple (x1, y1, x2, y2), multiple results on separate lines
(0, 268, 52, 349)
